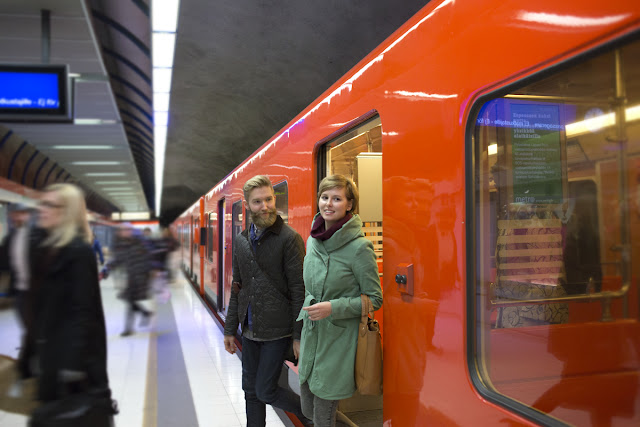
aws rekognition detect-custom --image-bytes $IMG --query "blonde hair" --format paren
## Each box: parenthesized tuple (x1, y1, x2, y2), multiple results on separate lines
(243, 175, 273, 202)
(317, 175, 359, 214)
(42, 184, 92, 247)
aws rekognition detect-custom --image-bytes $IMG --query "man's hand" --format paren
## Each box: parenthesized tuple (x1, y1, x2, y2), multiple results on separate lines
(224, 335, 237, 354)
(293, 339, 300, 359)
(302, 301, 332, 321)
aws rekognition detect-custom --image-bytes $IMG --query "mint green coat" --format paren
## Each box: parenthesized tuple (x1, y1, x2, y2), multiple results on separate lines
(297, 213, 383, 400)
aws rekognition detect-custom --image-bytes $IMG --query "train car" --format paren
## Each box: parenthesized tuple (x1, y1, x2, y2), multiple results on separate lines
(173, 0, 640, 425)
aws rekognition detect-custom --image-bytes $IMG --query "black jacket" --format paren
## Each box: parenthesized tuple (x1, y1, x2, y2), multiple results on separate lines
(0, 226, 39, 296)
(30, 237, 110, 401)
(224, 216, 305, 340)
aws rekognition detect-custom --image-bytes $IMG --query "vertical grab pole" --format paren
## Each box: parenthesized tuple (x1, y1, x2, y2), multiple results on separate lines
(200, 197, 205, 296)
(613, 49, 631, 318)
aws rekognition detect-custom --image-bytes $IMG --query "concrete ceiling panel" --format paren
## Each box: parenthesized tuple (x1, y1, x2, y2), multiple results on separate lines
(161, 0, 429, 222)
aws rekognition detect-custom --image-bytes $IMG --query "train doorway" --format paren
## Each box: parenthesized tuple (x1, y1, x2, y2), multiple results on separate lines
(189, 215, 194, 277)
(318, 115, 384, 423)
(320, 116, 383, 268)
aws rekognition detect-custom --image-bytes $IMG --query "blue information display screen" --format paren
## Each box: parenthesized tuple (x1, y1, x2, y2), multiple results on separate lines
(0, 64, 70, 122)
(0, 71, 60, 109)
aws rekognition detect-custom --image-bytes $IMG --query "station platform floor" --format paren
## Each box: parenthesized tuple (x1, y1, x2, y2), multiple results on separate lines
(0, 266, 291, 427)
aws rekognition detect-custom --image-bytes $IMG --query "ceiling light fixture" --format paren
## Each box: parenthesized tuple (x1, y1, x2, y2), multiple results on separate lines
(152, 0, 181, 218)
(565, 103, 640, 138)
(74, 119, 118, 125)
(72, 161, 122, 165)
(51, 145, 114, 150)
(95, 181, 131, 184)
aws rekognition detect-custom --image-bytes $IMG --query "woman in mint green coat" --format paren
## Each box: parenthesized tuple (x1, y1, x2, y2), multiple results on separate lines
(297, 175, 383, 427)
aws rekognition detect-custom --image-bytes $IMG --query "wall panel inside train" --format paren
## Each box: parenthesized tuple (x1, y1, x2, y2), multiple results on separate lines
(471, 36, 640, 426)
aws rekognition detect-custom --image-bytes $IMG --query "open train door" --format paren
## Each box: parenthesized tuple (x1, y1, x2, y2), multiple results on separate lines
(317, 114, 384, 423)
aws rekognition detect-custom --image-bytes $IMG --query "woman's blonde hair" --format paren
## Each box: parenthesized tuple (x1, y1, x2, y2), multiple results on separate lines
(42, 183, 92, 247)
(317, 174, 359, 214)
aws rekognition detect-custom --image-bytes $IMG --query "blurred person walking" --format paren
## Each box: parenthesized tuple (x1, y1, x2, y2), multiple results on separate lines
(29, 183, 113, 412)
(92, 231, 104, 267)
(156, 227, 178, 280)
(297, 175, 383, 427)
(113, 226, 153, 336)
(0, 202, 39, 394)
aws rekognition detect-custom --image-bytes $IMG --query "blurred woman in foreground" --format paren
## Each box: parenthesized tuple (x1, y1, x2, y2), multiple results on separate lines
(30, 183, 112, 403)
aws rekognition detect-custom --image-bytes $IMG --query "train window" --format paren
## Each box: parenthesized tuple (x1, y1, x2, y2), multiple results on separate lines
(471, 39, 640, 425)
(273, 181, 289, 223)
(231, 200, 243, 272)
(320, 116, 383, 263)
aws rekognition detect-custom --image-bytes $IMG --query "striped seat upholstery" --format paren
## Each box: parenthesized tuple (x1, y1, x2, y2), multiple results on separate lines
(494, 216, 569, 328)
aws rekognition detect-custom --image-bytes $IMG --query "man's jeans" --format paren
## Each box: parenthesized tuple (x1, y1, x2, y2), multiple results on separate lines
(241, 336, 303, 427)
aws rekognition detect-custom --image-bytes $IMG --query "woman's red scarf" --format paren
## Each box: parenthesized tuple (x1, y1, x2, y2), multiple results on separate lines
(310, 213, 353, 241)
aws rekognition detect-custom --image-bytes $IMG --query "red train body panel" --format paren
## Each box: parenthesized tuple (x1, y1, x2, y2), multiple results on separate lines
(173, 1, 640, 425)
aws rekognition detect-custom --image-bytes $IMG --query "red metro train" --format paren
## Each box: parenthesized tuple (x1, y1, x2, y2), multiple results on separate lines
(173, 0, 640, 425)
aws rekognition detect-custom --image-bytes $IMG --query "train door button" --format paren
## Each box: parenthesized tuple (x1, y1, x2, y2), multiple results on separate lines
(396, 263, 414, 296)
(395, 274, 407, 284)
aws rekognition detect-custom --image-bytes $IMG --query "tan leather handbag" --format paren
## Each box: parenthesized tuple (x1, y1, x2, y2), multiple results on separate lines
(355, 295, 383, 395)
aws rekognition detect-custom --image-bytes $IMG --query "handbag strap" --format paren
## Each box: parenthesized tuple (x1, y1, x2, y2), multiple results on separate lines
(360, 294, 374, 319)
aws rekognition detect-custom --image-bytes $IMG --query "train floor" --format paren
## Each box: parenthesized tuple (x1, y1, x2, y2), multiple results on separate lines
(0, 266, 291, 427)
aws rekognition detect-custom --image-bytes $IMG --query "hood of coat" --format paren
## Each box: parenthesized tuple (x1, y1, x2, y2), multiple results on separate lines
(310, 212, 364, 252)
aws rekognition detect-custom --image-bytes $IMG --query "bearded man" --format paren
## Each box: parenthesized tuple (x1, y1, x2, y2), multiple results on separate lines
(223, 175, 308, 427)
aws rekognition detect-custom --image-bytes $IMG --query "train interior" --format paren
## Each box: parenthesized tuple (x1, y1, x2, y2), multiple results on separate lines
(474, 38, 640, 425)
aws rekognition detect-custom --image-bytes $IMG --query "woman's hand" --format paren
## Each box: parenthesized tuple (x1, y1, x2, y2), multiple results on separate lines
(302, 301, 332, 320)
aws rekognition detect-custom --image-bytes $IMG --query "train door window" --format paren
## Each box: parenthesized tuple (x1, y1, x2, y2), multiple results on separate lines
(273, 181, 289, 223)
(470, 39, 640, 425)
(189, 216, 194, 274)
(203, 211, 218, 304)
(218, 199, 226, 310)
(231, 200, 243, 291)
(319, 116, 383, 267)
(207, 213, 214, 262)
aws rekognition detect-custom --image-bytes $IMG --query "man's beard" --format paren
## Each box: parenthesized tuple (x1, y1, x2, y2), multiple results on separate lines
(251, 208, 277, 229)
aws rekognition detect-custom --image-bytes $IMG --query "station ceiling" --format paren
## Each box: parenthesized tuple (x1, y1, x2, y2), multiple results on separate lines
(0, 0, 428, 222)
